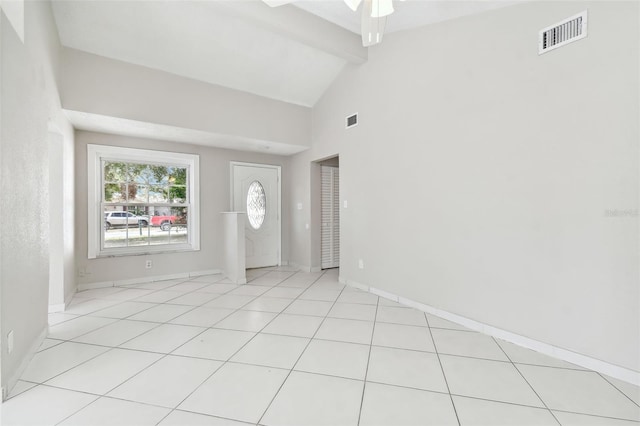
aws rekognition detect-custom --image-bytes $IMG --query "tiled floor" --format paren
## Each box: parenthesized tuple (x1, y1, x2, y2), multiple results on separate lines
(2, 268, 639, 425)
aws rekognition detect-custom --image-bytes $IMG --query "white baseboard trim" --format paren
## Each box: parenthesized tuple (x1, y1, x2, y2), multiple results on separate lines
(339, 276, 640, 386)
(77, 269, 223, 292)
(2, 327, 48, 401)
(48, 303, 65, 314)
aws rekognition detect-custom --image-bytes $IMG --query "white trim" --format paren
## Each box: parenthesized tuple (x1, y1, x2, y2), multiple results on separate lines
(2, 327, 48, 402)
(76, 269, 223, 291)
(48, 303, 66, 314)
(87, 144, 200, 259)
(230, 161, 282, 267)
(339, 276, 640, 386)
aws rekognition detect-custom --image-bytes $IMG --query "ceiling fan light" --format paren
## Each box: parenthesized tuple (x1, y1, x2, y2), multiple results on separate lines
(344, 0, 363, 12)
(370, 0, 394, 18)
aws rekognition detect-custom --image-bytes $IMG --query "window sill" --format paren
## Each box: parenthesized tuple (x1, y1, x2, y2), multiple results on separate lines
(92, 245, 199, 259)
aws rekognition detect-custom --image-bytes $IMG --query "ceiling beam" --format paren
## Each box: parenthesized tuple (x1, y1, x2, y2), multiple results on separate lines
(216, 1, 368, 65)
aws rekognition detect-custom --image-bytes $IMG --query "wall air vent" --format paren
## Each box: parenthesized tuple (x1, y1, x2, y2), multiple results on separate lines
(346, 113, 358, 129)
(539, 10, 588, 55)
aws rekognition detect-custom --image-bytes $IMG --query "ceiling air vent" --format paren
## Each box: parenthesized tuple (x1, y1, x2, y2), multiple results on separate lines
(539, 11, 588, 55)
(346, 113, 358, 129)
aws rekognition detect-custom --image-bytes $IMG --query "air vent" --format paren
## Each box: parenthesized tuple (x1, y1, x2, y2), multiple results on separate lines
(346, 113, 358, 129)
(539, 11, 587, 55)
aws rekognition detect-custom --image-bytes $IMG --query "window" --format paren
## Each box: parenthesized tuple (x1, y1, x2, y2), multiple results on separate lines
(247, 180, 266, 230)
(87, 144, 200, 258)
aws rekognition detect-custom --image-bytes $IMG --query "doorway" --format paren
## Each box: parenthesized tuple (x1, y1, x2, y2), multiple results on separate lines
(230, 162, 281, 269)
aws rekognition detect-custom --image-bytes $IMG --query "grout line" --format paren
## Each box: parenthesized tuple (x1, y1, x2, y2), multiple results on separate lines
(493, 336, 562, 426)
(597, 372, 640, 408)
(256, 272, 349, 425)
(157, 269, 325, 425)
(425, 311, 462, 426)
(356, 295, 379, 425)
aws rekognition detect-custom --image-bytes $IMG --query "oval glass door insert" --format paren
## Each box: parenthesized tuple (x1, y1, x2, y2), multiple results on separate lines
(247, 180, 266, 229)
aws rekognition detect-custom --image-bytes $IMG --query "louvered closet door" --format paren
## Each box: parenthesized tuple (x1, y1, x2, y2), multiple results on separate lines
(321, 166, 340, 269)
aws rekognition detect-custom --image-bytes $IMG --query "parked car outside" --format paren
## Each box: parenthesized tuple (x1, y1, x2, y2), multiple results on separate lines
(104, 211, 149, 230)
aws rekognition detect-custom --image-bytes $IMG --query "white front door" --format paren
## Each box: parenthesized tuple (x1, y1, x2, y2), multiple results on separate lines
(231, 162, 281, 269)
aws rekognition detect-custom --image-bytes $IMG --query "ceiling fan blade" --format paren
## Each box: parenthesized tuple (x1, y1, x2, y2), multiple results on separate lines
(361, 0, 386, 46)
(261, 0, 295, 7)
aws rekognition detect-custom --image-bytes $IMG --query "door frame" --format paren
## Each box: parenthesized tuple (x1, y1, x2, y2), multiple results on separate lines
(229, 161, 282, 267)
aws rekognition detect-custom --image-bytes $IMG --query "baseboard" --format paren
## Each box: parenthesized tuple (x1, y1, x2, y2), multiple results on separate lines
(2, 327, 48, 401)
(77, 269, 222, 292)
(339, 276, 640, 386)
(48, 303, 65, 314)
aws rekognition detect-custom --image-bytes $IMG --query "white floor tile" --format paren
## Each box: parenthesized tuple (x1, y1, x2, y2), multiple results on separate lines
(164, 291, 221, 306)
(295, 339, 369, 380)
(604, 375, 640, 406)
(337, 290, 379, 305)
(367, 346, 448, 392)
(169, 306, 235, 327)
(360, 382, 458, 426)
(64, 298, 121, 315)
(376, 305, 428, 326)
(172, 328, 255, 360)
(426, 313, 472, 331)
(108, 355, 222, 408)
(21, 342, 109, 383)
(372, 322, 435, 352)
(101, 288, 156, 300)
(164, 282, 211, 292)
(179, 362, 289, 423)
(496, 340, 586, 370)
(241, 296, 292, 313)
(127, 304, 194, 323)
(283, 299, 333, 317)
(261, 371, 363, 426)
(88, 301, 157, 319)
(46, 348, 162, 395)
(231, 333, 309, 369)
(516, 364, 640, 421)
(72, 319, 158, 346)
(440, 355, 545, 407)
(228, 285, 271, 296)
(552, 411, 640, 425)
(262, 313, 324, 338)
(0, 385, 97, 426)
(120, 324, 205, 353)
(431, 329, 509, 361)
(59, 397, 171, 426)
(203, 294, 256, 309)
(134, 290, 183, 303)
(37, 338, 64, 352)
(453, 395, 558, 426)
(6, 381, 37, 399)
(48, 313, 80, 326)
(158, 410, 252, 425)
(328, 302, 377, 321)
(263, 286, 306, 299)
(198, 283, 240, 293)
(48, 316, 118, 340)
(378, 298, 406, 308)
(213, 310, 277, 332)
(299, 288, 341, 302)
(75, 287, 126, 299)
(315, 317, 374, 344)
(122, 280, 185, 290)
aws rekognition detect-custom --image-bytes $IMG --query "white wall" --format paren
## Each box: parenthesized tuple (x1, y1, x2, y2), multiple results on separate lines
(60, 48, 311, 150)
(1, 0, 74, 396)
(75, 131, 291, 286)
(291, 1, 639, 372)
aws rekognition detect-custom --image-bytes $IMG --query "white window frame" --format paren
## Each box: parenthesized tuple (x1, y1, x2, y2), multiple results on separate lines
(87, 144, 200, 259)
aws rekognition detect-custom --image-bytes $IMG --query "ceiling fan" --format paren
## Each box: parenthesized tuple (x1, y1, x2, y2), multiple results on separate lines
(262, 0, 403, 47)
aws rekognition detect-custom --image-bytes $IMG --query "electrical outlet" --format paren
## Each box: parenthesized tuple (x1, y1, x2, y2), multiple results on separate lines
(358, 259, 364, 269)
(145, 260, 153, 269)
(7, 330, 14, 354)
(344, 200, 348, 208)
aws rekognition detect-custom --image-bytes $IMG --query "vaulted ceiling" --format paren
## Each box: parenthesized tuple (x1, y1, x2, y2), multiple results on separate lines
(52, 0, 523, 107)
